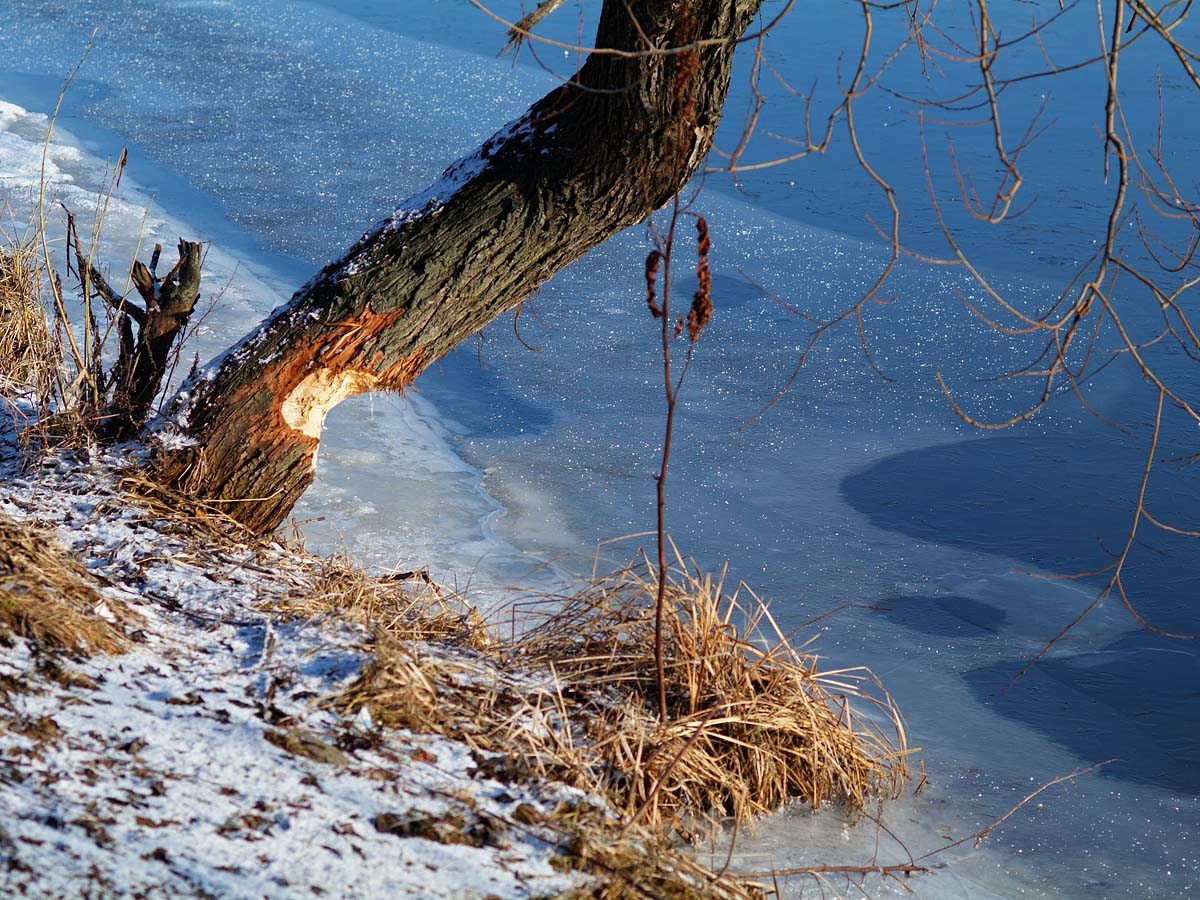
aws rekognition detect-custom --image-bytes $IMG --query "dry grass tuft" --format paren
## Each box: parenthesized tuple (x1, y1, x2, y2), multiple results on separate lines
(510, 562, 908, 836)
(547, 802, 764, 900)
(339, 558, 908, 844)
(335, 559, 902, 896)
(0, 210, 98, 453)
(116, 470, 261, 540)
(0, 226, 59, 412)
(0, 513, 134, 655)
(268, 552, 493, 649)
(340, 638, 766, 898)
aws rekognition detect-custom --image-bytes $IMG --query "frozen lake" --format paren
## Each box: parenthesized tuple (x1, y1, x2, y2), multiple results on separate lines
(2, 1, 1198, 896)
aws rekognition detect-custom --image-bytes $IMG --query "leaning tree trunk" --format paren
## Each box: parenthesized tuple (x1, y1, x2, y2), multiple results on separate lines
(153, 0, 764, 533)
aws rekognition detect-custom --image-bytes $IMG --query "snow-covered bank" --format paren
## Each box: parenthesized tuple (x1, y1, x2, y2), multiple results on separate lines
(7, 440, 829, 900)
(1, 442, 916, 900)
(0, 454, 587, 898)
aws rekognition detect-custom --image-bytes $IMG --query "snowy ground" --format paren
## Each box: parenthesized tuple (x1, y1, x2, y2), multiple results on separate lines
(0, 447, 593, 899)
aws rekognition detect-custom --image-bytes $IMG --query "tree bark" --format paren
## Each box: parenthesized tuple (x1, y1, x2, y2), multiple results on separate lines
(153, 0, 764, 533)
(106, 241, 203, 440)
(70, 221, 203, 441)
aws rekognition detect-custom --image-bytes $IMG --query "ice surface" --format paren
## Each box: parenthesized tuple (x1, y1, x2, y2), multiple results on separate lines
(3, 1, 1198, 897)
(424, 194, 1200, 897)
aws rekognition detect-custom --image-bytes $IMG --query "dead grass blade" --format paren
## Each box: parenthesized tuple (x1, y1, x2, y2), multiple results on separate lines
(114, 469, 263, 541)
(0, 220, 59, 413)
(0, 513, 135, 655)
(265, 552, 493, 649)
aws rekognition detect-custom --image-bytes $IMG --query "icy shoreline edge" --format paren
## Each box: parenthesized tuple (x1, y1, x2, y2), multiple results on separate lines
(0, 450, 753, 898)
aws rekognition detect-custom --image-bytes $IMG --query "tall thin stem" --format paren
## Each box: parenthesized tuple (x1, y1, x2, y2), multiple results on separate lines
(653, 191, 683, 725)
